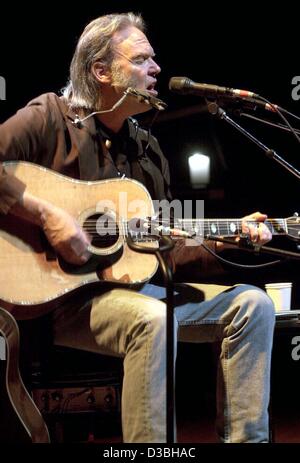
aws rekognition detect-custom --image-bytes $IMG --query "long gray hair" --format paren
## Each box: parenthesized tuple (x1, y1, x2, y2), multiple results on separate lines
(62, 13, 145, 110)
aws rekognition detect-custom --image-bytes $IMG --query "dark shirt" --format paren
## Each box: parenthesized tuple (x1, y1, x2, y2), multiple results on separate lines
(95, 119, 132, 179)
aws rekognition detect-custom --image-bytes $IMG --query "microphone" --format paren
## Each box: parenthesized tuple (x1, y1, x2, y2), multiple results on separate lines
(169, 76, 257, 99)
(169, 77, 278, 112)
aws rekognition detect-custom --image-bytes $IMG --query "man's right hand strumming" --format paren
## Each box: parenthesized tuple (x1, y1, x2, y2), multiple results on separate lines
(10, 190, 91, 265)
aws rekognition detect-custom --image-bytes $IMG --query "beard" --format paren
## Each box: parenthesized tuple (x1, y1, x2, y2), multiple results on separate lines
(109, 61, 152, 115)
(110, 61, 139, 90)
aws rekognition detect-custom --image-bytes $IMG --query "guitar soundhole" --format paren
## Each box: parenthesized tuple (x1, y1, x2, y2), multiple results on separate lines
(83, 213, 119, 249)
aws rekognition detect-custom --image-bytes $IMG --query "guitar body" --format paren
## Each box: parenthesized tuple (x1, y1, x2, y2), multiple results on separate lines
(1, 161, 298, 320)
(0, 307, 50, 442)
(0, 162, 158, 319)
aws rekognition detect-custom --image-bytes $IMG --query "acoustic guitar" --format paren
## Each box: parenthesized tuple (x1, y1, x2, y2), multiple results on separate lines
(1, 161, 299, 320)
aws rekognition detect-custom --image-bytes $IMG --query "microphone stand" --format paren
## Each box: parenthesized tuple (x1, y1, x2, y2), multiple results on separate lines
(126, 234, 175, 443)
(207, 102, 300, 181)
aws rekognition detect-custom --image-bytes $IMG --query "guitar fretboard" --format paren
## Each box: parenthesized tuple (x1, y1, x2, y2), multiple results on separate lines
(175, 218, 287, 238)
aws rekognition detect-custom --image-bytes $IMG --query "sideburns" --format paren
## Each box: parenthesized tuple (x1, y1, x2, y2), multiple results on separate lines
(111, 61, 137, 89)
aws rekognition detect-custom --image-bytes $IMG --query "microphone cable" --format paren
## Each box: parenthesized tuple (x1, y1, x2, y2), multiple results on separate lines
(250, 93, 300, 146)
(201, 240, 282, 269)
(239, 112, 300, 136)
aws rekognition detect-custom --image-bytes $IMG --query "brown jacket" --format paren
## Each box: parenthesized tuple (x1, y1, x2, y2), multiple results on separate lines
(0, 92, 224, 280)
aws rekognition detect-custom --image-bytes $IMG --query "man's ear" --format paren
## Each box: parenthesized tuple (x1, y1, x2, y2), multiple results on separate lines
(91, 62, 111, 84)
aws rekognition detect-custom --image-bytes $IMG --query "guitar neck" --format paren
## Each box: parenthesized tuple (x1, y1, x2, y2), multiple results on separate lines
(174, 218, 288, 238)
(127, 218, 289, 239)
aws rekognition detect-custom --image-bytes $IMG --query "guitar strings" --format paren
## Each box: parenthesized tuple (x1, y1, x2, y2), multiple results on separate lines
(80, 218, 289, 238)
(80, 219, 288, 226)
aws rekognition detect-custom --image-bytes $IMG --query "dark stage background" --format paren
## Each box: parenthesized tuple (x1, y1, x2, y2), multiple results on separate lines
(1, 1, 300, 442)
(1, 1, 300, 216)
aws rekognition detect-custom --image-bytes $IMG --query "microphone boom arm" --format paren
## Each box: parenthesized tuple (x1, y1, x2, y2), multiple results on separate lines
(207, 101, 300, 181)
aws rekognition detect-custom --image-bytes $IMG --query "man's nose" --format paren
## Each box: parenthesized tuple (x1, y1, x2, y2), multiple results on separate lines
(150, 58, 161, 75)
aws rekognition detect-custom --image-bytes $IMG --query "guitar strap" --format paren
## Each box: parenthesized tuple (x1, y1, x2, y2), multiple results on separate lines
(128, 119, 171, 202)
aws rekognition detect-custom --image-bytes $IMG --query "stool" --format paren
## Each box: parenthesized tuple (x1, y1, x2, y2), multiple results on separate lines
(18, 315, 123, 443)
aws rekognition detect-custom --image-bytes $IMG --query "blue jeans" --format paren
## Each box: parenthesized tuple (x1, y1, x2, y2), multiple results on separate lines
(53, 282, 275, 443)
